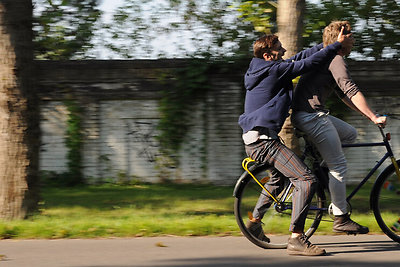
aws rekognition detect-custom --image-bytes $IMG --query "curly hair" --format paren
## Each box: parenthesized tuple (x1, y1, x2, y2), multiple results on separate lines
(323, 21, 352, 47)
(253, 35, 279, 58)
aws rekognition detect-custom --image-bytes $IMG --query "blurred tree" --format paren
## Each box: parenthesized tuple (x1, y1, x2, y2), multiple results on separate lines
(31, 0, 399, 60)
(276, 0, 305, 154)
(0, 0, 40, 219)
(102, 0, 256, 59)
(100, 0, 155, 58)
(100, 0, 399, 60)
(235, 0, 277, 34)
(236, 0, 400, 60)
(33, 0, 101, 60)
(277, 0, 305, 58)
(304, 0, 400, 60)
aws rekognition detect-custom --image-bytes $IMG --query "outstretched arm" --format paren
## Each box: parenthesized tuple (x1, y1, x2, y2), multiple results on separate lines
(278, 27, 353, 79)
(287, 26, 352, 62)
(287, 43, 324, 61)
(277, 42, 341, 79)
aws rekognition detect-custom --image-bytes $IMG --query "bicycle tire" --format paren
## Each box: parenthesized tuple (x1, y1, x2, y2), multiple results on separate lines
(233, 164, 325, 249)
(371, 160, 400, 243)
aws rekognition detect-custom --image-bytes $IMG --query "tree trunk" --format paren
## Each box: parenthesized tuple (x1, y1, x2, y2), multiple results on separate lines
(0, 0, 39, 219)
(277, 0, 305, 155)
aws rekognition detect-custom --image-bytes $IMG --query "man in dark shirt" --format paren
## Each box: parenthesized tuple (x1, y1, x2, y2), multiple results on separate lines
(238, 29, 352, 256)
(292, 21, 387, 234)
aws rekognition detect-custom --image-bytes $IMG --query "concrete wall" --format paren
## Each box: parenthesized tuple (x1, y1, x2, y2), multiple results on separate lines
(36, 59, 400, 184)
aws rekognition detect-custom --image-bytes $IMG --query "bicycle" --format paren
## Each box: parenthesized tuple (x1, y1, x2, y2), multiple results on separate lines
(233, 124, 400, 249)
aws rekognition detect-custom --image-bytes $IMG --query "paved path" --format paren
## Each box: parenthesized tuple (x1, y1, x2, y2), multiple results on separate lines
(0, 235, 399, 266)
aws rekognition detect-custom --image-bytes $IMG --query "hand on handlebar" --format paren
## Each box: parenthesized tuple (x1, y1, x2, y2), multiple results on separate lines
(373, 116, 387, 128)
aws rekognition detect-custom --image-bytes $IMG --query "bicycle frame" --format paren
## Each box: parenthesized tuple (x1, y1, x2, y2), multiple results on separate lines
(342, 127, 400, 202)
(241, 157, 279, 203)
(241, 126, 400, 208)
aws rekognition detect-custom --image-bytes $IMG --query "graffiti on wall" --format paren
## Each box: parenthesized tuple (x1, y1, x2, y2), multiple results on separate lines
(126, 120, 161, 163)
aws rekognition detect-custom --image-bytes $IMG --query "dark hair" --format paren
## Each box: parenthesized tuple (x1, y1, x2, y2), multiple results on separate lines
(323, 20, 352, 47)
(253, 35, 279, 58)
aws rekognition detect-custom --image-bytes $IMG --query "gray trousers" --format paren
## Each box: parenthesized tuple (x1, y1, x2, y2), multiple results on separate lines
(245, 139, 317, 232)
(292, 111, 357, 215)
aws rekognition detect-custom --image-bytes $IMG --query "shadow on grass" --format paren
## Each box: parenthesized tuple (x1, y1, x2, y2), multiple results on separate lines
(42, 183, 235, 212)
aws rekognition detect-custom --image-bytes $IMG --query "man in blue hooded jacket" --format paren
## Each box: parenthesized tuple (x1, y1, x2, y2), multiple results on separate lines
(238, 28, 352, 256)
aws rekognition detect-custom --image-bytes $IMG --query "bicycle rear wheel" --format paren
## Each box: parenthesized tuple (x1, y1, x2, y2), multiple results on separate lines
(371, 160, 400, 243)
(233, 164, 325, 249)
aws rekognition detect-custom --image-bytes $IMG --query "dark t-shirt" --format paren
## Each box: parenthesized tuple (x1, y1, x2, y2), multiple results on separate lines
(292, 55, 360, 113)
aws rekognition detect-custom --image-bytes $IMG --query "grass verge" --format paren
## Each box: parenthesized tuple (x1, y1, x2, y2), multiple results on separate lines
(0, 182, 389, 239)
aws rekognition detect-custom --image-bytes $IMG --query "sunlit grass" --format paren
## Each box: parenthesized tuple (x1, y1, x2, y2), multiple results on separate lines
(0, 184, 240, 239)
(0, 182, 395, 239)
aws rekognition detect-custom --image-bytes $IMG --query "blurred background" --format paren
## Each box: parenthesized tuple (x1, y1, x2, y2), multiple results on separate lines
(0, 0, 399, 232)
(31, 0, 400, 187)
(33, 0, 400, 60)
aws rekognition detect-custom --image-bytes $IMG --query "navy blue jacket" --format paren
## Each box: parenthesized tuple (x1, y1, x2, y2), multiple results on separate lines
(238, 42, 342, 133)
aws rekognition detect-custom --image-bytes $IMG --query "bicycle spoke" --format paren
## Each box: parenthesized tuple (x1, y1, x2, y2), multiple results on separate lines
(234, 165, 325, 248)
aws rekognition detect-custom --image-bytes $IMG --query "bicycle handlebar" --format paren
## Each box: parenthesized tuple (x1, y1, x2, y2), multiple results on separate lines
(377, 114, 388, 128)
(376, 114, 388, 139)
(378, 124, 385, 138)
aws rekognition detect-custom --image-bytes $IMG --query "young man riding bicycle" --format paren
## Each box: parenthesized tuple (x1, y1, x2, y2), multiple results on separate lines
(238, 28, 353, 256)
(292, 20, 387, 235)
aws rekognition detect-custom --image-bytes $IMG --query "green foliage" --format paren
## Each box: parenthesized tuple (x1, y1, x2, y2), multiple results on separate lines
(101, 0, 154, 58)
(33, 0, 101, 60)
(40, 170, 76, 187)
(64, 100, 84, 185)
(105, 0, 400, 60)
(157, 60, 212, 156)
(235, 0, 400, 60)
(304, 0, 400, 60)
(103, 0, 256, 59)
(235, 0, 277, 34)
(32, 0, 400, 60)
(40, 100, 84, 187)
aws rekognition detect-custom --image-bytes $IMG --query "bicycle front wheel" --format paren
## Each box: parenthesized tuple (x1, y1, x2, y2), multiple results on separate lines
(233, 164, 325, 249)
(371, 160, 400, 243)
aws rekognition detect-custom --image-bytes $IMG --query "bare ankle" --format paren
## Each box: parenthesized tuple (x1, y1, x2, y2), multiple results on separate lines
(291, 232, 303, 238)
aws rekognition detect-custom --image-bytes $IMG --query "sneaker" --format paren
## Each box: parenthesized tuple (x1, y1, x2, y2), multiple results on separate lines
(246, 220, 270, 243)
(333, 214, 369, 234)
(287, 235, 326, 256)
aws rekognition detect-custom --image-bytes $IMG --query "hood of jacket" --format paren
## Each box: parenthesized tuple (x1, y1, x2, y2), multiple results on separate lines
(244, 58, 276, 91)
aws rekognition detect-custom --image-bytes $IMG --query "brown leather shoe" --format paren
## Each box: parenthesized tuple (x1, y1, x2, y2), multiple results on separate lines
(246, 220, 270, 242)
(333, 214, 369, 234)
(287, 235, 326, 256)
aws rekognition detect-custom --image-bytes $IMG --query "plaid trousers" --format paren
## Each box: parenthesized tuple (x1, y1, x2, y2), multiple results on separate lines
(245, 139, 317, 232)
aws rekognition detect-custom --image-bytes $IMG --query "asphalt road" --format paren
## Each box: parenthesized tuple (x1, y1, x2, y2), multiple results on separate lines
(0, 235, 399, 267)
